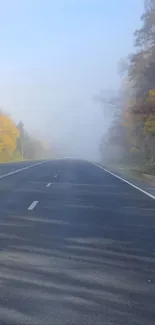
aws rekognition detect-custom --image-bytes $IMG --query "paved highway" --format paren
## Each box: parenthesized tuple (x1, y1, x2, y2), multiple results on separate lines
(0, 159, 154, 325)
(0, 161, 43, 176)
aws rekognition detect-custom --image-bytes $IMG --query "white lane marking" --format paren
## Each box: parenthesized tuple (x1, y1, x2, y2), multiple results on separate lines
(91, 162, 155, 200)
(28, 201, 38, 210)
(53, 174, 57, 178)
(0, 161, 47, 180)
(46, 183, 51, 187)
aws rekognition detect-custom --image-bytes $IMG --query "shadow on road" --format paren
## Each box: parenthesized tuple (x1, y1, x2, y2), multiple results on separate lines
(0, 205, 154, 325)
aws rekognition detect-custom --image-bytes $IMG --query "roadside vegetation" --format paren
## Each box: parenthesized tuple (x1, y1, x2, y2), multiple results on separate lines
(0, 111, 51, 162)
(100, 0, 155, 175)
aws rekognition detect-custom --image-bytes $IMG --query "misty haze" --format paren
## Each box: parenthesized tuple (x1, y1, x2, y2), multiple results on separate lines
(0, 1, 154, 325)
(0, 0, 142, 161)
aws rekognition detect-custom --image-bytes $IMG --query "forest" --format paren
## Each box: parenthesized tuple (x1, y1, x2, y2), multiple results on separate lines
(0, 111, 51, 162)
(100, 0, 155, 174)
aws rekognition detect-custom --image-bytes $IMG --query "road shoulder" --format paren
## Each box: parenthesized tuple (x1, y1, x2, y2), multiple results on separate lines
(94, 162, 155, 199)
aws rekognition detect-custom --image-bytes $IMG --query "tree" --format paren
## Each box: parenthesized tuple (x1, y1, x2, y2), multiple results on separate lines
(134, 0, 155, 48)
(0, 111, 19, 161)
(16, 121, 25, 160)
(100, 0, 155, 167)
(16, 121, 51, 161)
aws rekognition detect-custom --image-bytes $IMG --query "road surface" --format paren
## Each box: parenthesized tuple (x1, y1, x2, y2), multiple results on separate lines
(0, 159, 154, 325)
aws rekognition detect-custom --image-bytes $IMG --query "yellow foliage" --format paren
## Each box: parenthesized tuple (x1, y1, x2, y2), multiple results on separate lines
(0, 113, 19, 155)
(147, 89, 155, 105)
(131, 147, 138, 153)
(144, 114, 155, 134)
(149, 89, 155, 97)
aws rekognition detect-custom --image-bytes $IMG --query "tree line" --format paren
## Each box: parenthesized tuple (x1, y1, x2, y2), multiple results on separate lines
(0, 110, 51, 162)
(100, 0, 155, 172)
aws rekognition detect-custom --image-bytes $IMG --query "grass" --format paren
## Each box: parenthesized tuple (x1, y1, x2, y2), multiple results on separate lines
(104, 158, 155, 176)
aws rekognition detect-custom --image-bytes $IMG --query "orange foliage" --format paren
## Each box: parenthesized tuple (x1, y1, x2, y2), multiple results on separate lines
(0, 113, 19, 155)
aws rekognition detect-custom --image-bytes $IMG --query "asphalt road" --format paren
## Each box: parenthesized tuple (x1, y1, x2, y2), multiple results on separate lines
(0, 161, 43, 176)
(0, 159, 154, 325)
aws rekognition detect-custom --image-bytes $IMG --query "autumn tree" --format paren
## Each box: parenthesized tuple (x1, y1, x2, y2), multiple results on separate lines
(127, 0, 155, 161)
(0, 111, 19, 161)
(100, 0, 155, 169)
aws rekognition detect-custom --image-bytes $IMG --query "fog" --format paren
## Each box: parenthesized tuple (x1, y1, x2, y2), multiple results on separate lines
(0, 0, 143, 161)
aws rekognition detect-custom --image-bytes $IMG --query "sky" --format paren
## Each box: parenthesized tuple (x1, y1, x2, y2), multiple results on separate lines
(0, 0, 143, 160)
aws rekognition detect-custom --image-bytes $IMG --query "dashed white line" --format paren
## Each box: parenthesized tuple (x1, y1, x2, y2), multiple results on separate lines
(46, 183, 51, 188)
(53, 174, 57, 178)
(28, 201, 38, 210)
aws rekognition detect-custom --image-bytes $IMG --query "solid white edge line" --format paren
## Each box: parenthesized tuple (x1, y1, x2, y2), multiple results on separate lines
(28, 201, 38, 210)
(91, 162, 155, 200)
(46, 183, 51, 187)
(0, 161, 47, 180)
